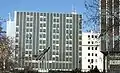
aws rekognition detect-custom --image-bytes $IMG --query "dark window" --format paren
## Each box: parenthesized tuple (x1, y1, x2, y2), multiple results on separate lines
(95, 47, 97, 50)
(92, 47, 94, 50)
(92, 41, 94, 44)
(15, 39, 18, 43)
(40, 13, 43, 16)
(79, 52, 82, 56)
(91, 59, 93, 63)
(16, 33, 19, 37)
(43, 34, 46, 38)
(95, 54, 97, 56)
(88, 59, 90, 62)
(39, 40, 42, 44)
(79, 36, 82, 40)
(92, 35, 94, 38)
(88, 35, 90, 38)
(26, 29, 29, 32)
(25, 51, 28, 54)
(88, 41, 90, 44)
(79, 41, 82, 45)
(88, 65, 90, 68)
(30, 29, 32, 32)
(16, 27, 19, 32)
(88, 53, 90, 56)
(95, 35, 97, 38)
(27, 17, 29, 21)
(26, 23, 29, 27)
(43, 18, 46, 21)
(40, 18, 42, 21)
(92, 53, 94, 56)
(30, 23, 32, 27)
(88, 47, 90, 50)
(15, 45, 19, 48)
(79, 47, 82, 51)
(30, 18, 32, 21)
(43, 40, 46, 44)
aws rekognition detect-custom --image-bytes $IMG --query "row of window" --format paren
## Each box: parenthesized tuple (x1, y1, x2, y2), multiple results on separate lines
(88, 59, 97, 64)
(88, 53, 97, 56)
(88, 41, 98, 44)
(26, 17, 73, 23)
(26, 12, 74, 17)
(88, 47, 97, 50)
(88, 35, 98, 38)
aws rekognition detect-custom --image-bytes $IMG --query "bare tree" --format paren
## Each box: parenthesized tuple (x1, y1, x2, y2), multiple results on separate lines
(0, 18, 16, 73)
(84, 0, 100, 32)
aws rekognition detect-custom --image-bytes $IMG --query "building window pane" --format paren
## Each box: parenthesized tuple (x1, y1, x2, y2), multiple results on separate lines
(88, 47, 90, 50)
(95, 47, 97, 50)
(88, 53, 90, 56)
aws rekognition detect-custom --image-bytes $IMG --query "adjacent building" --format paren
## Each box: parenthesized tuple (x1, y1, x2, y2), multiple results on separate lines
(10, 11, 82, 72)
(82, 31, 103, 72)
(100, 0, 120, 72)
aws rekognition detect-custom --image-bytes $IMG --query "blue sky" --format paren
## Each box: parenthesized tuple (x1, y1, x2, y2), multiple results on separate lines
(0, 0, 85, 31)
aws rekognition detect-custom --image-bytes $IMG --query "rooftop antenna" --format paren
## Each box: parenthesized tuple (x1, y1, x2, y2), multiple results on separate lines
(72, 4, 77, 14)
(8, 13, 11, 21)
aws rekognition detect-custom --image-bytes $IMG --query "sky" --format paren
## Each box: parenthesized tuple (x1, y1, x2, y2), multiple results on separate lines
(0, 0, 85, 31)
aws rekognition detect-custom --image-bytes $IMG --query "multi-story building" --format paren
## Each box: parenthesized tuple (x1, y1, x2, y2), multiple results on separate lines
(82, 31, 103, 72)
(100, 0, 120, 72)
(10, 11, 82, 72)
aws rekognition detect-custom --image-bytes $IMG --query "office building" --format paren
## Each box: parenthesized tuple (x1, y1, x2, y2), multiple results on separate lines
(100, 0, 120, 72)
(82, 31, 103, 72)
(12, 11, 82, 72)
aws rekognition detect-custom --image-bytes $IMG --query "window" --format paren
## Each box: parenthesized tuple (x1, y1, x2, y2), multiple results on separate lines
(16, 27, 19, 32)
(92, 41, 94, 44)
(79, 41, 82, 45)
(26, 23, 29, 27)
(40, 18, 42, 21)
(88, 53, 90, 56)
(79, 36, 82, 40)
(88, 59, 90, 62)
(92, 53, 94, 56)
(30, 29, 32, 32)
(16, 33, 19, 37)
(43, 40, 46, 44)
(43, 23, 46, 27)
(88, 47, 90, 50)
(92, 35, 94, 38)
(91, 59, 93, 63)
(43, 18, 46, 21)
(25, 51, 28, 54)
(39, 40, 42, 44)
(15, 39, 18, 43)
(88, 41, 90, 44)
(30, 23, 32, 27)
(92, 47, 94, 50)
(26, 45, 29, 49)
(88, 35, 90, 38)
(26, 29, 29, 32)
(29, 51, 32, 54)
(95, 54, 97, 56)
(43, 34, 46, 38)
(95, 35, 97, 38)
(43, 29, 46, 32)
(88, 65, 90, 68)
(27, 17, 29, 21)
(95, 47, 97, 50)
(15, 45, 19, 49)
(79, 47, 82, 51)
(30, 18, 32, 21)
(79, 52, 82, 56)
